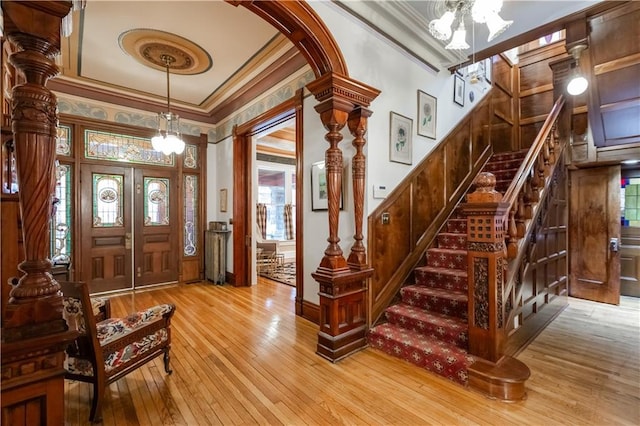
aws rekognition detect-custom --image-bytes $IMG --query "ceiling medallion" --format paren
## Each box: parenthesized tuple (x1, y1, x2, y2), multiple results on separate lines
(118, 28, 212, 75)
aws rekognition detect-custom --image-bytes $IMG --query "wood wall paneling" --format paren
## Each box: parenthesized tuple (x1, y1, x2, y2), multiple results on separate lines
(411, 149, 445, 247)
(445, 124, 471, 201)
(588, 2, 640, 148)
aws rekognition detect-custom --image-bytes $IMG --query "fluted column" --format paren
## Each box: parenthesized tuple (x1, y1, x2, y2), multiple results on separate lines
(347, 107, 372, 269)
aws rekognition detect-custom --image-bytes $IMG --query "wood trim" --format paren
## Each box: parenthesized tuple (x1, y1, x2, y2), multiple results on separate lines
(593, 51, 640, 76)
(299, 299, 320, 325)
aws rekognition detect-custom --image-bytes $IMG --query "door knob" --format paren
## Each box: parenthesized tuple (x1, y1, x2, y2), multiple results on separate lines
(125, 232, 132, 249)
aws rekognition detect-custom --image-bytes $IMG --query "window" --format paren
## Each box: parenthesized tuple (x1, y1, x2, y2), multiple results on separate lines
(622, 177, 640, 227)
(258, 165, 295, 240)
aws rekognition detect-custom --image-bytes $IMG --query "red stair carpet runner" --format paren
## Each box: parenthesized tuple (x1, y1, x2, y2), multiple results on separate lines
(368, 150, 527, 386)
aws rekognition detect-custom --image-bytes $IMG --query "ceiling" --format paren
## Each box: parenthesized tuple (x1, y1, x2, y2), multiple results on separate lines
(53, 0, 603, 128)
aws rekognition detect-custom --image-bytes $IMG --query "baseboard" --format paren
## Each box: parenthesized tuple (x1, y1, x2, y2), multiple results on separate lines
(298, 299, 319, 325)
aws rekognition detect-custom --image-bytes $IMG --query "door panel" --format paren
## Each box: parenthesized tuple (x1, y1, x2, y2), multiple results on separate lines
(621, 227, 640, 297)
(134, 169, 178, 286)
(81, 165, 133, 293)
(569, 166, 621, 304)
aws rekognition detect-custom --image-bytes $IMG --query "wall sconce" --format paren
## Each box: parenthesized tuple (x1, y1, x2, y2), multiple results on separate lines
(566, 43, 589, 96)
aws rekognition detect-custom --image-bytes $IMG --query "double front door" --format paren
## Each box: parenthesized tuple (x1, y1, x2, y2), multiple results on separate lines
(81, 164, 178, 294)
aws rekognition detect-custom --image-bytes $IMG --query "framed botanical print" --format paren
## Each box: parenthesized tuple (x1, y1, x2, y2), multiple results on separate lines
(454, 74, 465, 107)
(417, 90, 437, 139)
(389, 112, 412, 165)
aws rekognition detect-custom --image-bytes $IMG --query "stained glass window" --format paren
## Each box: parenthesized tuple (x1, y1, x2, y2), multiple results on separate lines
(622, 178, 640, 227)
(85, 130, 175, 166)
(56, 125, 72, 156)
(144, 177, 170, 226)
(183, 144, 198, 169)
(51, 163, 72, 264)
(183, 175, 198, 256)
(93, 173, 124, 227)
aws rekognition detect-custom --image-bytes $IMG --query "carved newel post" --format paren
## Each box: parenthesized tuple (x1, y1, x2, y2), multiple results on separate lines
(306, 73, 379, 362)
(2, 1, 78, 423)
(462, 172, 510, 362)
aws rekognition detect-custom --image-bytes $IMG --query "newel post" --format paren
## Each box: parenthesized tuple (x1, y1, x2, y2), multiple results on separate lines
(306, 72, 379, 362)
(462, 172, 510, 362)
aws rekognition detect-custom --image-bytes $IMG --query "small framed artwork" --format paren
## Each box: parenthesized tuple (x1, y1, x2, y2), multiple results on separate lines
(417, 90, 437, 139)
(219, 188, 228, 212)
(484, 57, 492, 84)
(311, 161, 344, 211)
(454, 74, 465, 107)
(389, 112, 413, 165)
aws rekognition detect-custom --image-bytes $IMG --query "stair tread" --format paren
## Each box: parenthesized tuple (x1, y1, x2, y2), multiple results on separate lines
(415, 265, 468, 277)
(403, 285, 468, 300)
(368, 323, 475, 385)
(386, 303, 467, 331)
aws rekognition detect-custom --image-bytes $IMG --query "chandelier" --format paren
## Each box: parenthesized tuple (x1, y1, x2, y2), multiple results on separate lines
(151, 54, 185, 155)
(429, 0, 513, 50)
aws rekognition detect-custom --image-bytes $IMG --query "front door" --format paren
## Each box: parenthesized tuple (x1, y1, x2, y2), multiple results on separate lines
(81, 164, 178, 293)
(569, 166, 621, 304)
(81, 164, 133, 293)
(134, 168, 178, 286)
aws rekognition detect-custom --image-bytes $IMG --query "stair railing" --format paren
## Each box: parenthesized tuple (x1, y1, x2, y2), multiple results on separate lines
(462, 94, 566, 363)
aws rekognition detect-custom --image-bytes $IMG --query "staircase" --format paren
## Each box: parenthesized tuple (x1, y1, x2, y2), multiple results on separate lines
(368, 150, 527, 386)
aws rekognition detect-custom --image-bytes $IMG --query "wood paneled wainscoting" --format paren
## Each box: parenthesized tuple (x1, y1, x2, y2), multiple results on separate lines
(64, 280, 640, 425)
(367, 91, 493, 325)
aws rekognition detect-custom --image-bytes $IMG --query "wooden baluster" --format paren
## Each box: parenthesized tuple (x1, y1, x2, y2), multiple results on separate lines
(523, 178, 533, 219)
(542, 134, 551, 173)
(507, 208, 518, 259)
(516, 191, 526, 238)
(548, 125, 556, 166)
(537, 151, 546, 183)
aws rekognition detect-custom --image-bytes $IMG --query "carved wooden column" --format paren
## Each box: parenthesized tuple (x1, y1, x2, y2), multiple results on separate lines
(1, 1, 78, 423)
(306, 72, 379, 362)
(346, 106, 372, 270)
(462, 172, 509, 362)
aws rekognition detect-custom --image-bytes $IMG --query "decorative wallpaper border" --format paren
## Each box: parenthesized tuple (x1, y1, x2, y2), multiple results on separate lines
(55, 68, 316, 144)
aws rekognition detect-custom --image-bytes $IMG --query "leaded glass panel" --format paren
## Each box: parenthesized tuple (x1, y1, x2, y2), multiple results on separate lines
(85, 129, 175, 166)
(184, 175, 198, 256)
(56, 125, 72, 156)
(183, 144, 198, 169)
(622, 178, 640, 227)
(51, 163, 72, 263)
(144, 177, 170, 226)
(93, 173, 124, 227)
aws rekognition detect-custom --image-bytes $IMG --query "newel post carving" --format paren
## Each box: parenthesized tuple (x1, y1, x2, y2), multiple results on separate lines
(306, 72, 379, 362)
(462, 172, 510, 362)
(2, 0, 70, 340)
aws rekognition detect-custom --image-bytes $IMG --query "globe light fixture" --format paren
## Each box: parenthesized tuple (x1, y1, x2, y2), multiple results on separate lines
(566, 44, 589, 96)
(151, 54, 185, 155)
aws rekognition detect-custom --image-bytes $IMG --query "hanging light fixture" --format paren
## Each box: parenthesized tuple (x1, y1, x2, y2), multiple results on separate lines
(428, 0, 513, 50)
(151, 54, 185, 155)
(566, 44, 589, 96)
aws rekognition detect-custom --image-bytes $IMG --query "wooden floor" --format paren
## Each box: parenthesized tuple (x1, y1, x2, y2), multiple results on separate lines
(65, 278, 640, 425)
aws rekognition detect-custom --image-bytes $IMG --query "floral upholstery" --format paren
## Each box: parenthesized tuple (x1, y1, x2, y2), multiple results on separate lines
(63, 301, 174, 377)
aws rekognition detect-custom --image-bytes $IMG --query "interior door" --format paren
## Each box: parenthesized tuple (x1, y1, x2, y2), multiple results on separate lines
(81, 164, 133, 293)
(569, 166, 621, 304)
(134, 169, 178, 286)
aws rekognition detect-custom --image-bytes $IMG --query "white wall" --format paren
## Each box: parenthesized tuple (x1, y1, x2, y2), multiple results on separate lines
(207, 1, 490, 305)
(209, 136, 234, 271)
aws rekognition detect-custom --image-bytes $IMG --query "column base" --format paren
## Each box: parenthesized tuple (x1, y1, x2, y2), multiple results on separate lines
(468, 355, 531, 402)
(316, 325, 367, 363)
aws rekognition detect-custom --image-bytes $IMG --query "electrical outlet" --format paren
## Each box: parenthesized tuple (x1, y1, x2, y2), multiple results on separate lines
(382, 212, 390, 225)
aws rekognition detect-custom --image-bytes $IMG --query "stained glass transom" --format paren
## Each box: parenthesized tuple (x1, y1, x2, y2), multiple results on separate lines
(622, 178, 640, 227)
(144, 177, 170, 226)
(184, 175, 198, 256)
(85, 130, 175, 166)
(51, 163, 72, 264)
(93, 174, 124, 227)
(56, 125, 72, 156)
(183, 144, 198, 169)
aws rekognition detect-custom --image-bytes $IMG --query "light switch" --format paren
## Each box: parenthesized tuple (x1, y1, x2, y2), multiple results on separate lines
(373, 184, 389, 199)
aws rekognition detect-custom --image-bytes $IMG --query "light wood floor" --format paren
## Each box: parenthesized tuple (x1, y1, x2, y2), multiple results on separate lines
(65, 279, 640, 425)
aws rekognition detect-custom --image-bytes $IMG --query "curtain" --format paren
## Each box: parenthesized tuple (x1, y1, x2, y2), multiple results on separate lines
(256, 203, 267, 239)
(284, 203, 294, 240)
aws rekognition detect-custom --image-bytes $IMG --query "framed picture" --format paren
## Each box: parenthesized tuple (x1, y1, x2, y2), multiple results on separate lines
(311, 161, 344, 211)
(484, 57, 492, 84)
(219, 188, 227, 212)
(389, 112, 413, 165)
(454, 74, 465, 107)
(417, 90, 437, 139)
